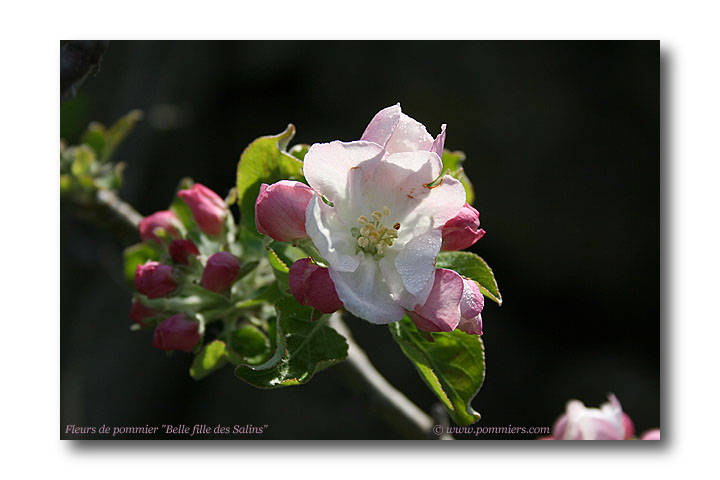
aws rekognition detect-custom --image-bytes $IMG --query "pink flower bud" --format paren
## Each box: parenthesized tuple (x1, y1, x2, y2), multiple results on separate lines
(640, 428, 660, 440)
(177, 183, 227, 236)
(408, 269, 465, 332)
(138, 210, 182, 243)
(152, 313, 201, 352)
(457, 278, 484, 335)
(255, 180, 315, 242)
(441, 203, 486, 251)
(129, 300, 160, 327)
(201, 251, 241, 293)
(169, 239, 200, 265)
(134, 261, 177, 299)
(289, 258, 343, 314)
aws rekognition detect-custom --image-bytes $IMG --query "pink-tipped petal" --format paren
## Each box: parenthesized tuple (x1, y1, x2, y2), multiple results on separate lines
(458, 278, 484, 335)
(622, 413, 636, 439)
(361, 103, 402, 148)
(431, 124, 447, 159)
(255, 180, 315, 242)
(441, 203, 486, 251)
(408, 268, 464, 332)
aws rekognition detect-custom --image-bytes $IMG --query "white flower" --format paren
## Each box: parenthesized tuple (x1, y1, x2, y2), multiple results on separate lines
(302, 106, 466, 324)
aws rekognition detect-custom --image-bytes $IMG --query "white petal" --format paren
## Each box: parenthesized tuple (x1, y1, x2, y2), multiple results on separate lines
(384, 112, 435, 155)
(303, 141, 384, 203)
(330, 254, 406, 324)
(394, 229, 442, 300)
(305, 195, 361, 273)
(404, 175, 467, 228)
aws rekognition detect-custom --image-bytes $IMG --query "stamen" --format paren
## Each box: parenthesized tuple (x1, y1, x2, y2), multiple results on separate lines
(357, 215, 369, 224)
(383, 205, 391, 216)
(358, 237, 369, 248)
(393, 222, 401, 230)
(371, 211, 383, 222)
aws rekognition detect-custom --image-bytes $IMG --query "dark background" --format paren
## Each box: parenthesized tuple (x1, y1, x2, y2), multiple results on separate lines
(60, 41, 659, 440)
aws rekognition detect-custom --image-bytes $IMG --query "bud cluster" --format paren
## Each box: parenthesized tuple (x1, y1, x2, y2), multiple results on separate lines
(129, 182, 247, 353)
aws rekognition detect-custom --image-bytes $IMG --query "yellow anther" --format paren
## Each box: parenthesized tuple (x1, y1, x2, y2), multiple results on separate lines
(371, 211, 383, 221)
(376, 243, 385, 255)
(386, 229, 398, 238)
(357, 237, 369, 248)
(383, 206, 391, 216)
(360, 225, 371, 236)
(357, 215, 369, 224)
(377, 227, 387, 236)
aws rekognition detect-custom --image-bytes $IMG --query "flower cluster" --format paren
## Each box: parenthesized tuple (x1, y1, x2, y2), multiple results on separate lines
(254, 104, 487, 334)
(541, 394, 660, 440)
(129, 182, 243, 352)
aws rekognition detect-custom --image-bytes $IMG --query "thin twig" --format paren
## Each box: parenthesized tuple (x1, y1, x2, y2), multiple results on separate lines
(330, 313, 449, 440)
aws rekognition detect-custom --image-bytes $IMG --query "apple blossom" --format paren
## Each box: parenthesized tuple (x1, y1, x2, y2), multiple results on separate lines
(134, 261, 177, 299)
(201, 251, 241, 293)
(152, 313, 201, 352)
(303, 105, 466, 325)
(138, 210, 182, 243)
(255, 180, 315, 242)
(551, 394, 635, 440)
(288, 258, 343, 314)
(177, 183, 227, 236)
(169, 239, 200, 265)
(441, 202, 486, 251)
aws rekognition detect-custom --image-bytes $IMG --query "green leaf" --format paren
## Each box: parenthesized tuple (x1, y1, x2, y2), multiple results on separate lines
(265, 242, 307, 295)
(82, 110, 143, 163)
(441, 149, 475, 205)
(190, 340, 230, 380)
(234, 296, 348, 388)
(288, 143, 309, 161)
(389, 316, 486, 426)
(236, 125, 305, 232)
(229, 325, 271, 365)
(123, 242, 164, 285)
(436, 251, 502, 305)
(266, 246, 290, 294)
(169, 177, 196, 230)
(70, 145, 96, 176)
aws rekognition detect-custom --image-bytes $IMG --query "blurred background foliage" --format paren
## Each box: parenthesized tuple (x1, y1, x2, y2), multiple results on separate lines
(60, 41, 659, 439)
